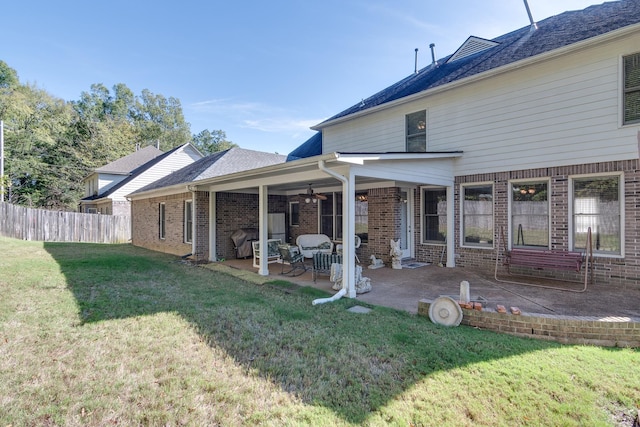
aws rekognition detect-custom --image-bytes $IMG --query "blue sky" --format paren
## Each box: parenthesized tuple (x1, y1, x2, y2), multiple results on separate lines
(4, 0, 600, 155)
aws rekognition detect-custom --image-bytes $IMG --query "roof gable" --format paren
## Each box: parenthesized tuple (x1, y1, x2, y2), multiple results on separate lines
(447, 36, 500, 63)
(131, 147, 287, 194)
(95, 145, 163, 175)
(82, 143, 201, 200)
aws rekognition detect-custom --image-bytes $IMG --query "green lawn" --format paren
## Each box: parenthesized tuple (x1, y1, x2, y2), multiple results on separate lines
(0, 236, 638, 426)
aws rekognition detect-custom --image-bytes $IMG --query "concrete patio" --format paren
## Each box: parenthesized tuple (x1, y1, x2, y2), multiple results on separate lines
(210, 257, 639, 320)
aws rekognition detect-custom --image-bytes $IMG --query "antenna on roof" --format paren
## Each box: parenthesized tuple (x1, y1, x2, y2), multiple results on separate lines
(429, 43, 438, 66)
(523, 0, 538, 30)
(414, 48, 419, 74)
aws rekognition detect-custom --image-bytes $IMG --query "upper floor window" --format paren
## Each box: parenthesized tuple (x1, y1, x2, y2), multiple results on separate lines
(571, 174, 622, 255)
(510, 181, 549, 249)
(461, 183, 493, 248)
(406, 110, 426, 152)
(624, 52, 640, 125)
(422, 187, 446, 243)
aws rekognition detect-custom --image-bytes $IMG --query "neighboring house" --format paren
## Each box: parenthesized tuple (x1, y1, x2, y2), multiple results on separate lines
(131, 1, 640, 297)
(78, 144, 203, 216)
(128, 147, 286, 258)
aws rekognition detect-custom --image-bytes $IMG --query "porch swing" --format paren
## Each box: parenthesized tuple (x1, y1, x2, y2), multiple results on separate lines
(494, 226, 594, 292)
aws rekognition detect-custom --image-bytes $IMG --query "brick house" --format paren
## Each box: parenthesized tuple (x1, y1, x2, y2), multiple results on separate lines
(79, 143, 202, 216)
(131, 2, 640, 297)
(128, 147, 286, 259)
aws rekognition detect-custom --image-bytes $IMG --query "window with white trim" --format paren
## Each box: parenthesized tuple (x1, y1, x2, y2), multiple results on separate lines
(510, 181, 549, 249)
(624, 52, 640, 125)
(355, 193, 368, 244)
(406, 110, 426, 152)
(422, 187, 446, 243)
(184, 200, 193, 243)
(571, 174, 621, 255)
(461, 184, 493, 247)
(159, 203, 166, 240)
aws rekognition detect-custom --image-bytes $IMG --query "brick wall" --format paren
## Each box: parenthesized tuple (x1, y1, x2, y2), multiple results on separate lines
(131, 192, 192, 257)
(215, 192, 288, 260)
(289, 196, 320, 245)
(418, 300, 640, 347)
(365, 187, 403, 263)
(194, 191, 210, 262)
(111, 200, 131, 216)
(451, 160, 640, 290)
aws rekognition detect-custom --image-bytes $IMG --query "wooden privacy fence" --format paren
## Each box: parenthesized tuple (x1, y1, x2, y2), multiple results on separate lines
(0, 202, 131, 243)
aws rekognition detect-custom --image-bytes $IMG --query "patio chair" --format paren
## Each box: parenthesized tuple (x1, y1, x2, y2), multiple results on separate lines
(335, 235, 362, 263)
(277, 244, 307, 277)
(312, 252, 343, 282)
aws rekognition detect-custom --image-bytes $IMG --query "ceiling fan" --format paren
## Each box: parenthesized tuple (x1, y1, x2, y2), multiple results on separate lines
(299, 184, 327, 201)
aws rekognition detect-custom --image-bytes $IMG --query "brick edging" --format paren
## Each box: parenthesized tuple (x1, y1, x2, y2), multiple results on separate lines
(418, 299, 640, 347)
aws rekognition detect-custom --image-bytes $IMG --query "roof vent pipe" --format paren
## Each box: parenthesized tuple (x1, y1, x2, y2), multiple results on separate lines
(429, 43, 438, 65)
(414, 48, 419, 74)
(523, 0, 538, 30)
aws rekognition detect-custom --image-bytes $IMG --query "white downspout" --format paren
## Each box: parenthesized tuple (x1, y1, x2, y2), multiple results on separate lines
(313, 160, 355, 304)
(312, 288, 347, 305)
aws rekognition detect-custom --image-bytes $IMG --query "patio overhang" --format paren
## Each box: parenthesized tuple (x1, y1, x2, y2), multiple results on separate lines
(191, 151, 462, 300)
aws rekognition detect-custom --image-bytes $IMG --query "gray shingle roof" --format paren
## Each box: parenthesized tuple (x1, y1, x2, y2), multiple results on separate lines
(320, 0, 640, 125)
(95, 145, 163, 174)
(132, 147, 287, 194)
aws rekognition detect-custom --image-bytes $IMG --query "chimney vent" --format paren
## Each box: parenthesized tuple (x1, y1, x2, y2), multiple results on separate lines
(523, 0, 538, 30)
(414, 48, 419, 74)
(429, 43, 438, 65)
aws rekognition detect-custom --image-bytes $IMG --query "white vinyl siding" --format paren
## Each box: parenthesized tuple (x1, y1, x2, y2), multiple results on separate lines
(321, 34, 639, 174)
(110, 145, 202, 202)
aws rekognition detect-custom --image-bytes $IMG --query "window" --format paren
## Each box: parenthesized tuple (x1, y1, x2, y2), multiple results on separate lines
(422, 187, 446, 243)
(184, 200, 193, 243)
(159, 203, 166, 240)
(320, 193, 342, 240)
(461, 184, 493, 247)
(355, 193, 368, 244)
(289, 201, 300, 226)
(572, 175, 621, 255)
(510, 181, 549, 248)
(624, 52, 640, 125)
(406, 110, 426, 152)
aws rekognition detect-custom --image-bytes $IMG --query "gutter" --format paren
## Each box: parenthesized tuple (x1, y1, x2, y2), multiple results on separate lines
(312, 22, 640, 131)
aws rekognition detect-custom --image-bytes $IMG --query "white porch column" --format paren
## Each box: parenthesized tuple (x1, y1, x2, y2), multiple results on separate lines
(258, 184, 269, 276)
(191, 189, 197, 257)
(209, 191, 217, 262)
(343, 171, 356, 298)
(446, 184, 455, 268)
